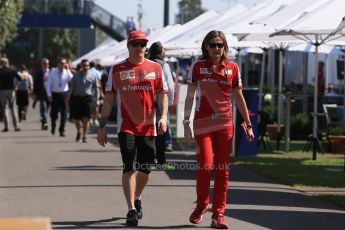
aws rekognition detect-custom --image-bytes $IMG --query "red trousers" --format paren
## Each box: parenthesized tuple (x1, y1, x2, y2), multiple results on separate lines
(194, 126, 233, 215)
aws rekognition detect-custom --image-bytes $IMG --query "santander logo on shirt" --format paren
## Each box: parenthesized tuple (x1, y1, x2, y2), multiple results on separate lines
(122, 85, 152, 91)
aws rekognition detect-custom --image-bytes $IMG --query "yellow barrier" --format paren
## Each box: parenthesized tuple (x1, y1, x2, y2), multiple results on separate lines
(0, 218, 51, 230)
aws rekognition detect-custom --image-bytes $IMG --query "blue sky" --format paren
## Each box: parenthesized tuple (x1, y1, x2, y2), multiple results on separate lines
(94, 0, 264, 30)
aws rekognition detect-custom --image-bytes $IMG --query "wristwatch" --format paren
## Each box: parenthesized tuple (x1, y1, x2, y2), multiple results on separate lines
(247, 123, 253, 129)
(182, 120, 190, 125)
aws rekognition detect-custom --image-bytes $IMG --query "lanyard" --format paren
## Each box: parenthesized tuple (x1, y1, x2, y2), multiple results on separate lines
(58, 71, 63, 88)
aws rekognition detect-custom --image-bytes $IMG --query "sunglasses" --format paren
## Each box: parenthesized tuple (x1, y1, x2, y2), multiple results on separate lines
(209, 43, 224, 49)
(130, 41, 147, 47)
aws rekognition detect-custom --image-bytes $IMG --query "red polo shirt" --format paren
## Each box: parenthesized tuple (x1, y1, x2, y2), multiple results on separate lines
(187, 59, 242, 134)
(105, 58, 167, 136)
(187, 59, 242, 115)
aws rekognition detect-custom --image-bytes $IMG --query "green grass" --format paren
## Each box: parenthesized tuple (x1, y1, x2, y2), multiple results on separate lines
(233, 153, 345, 208)
(259, 140, 330, 153)
(314, 195, 345, 209)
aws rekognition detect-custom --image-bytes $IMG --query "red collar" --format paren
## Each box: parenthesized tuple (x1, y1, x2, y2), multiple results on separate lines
(206, 59, 227, 67)
(207, 59, 227, 77)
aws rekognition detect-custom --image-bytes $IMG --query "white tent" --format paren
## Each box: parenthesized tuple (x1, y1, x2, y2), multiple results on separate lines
(98, 24, 184, 66)
(72, 38, 119, 66)
(271, 0, 345, 158)
(94, 11, 223, 65)
(166, 0, 301, 51)
(164, 4, 248, 50)
(251, 0, 331, 28)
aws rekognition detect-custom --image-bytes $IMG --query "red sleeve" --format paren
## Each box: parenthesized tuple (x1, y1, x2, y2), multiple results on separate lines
(187, 61, 198, 83)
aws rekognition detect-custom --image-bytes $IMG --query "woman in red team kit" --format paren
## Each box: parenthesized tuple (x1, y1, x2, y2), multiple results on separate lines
(183, 30, 254, 229)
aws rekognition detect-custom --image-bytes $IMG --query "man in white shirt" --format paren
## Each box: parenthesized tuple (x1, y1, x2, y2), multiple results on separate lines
(45, 57, 73, 136)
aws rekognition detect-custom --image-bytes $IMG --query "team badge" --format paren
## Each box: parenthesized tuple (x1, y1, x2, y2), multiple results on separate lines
(225, 69, 232, 75)
(120, 70, 135, 80)
(128, 70, 135, 78)
(144, 72, 156, 79)
(120, 71, 128, 80)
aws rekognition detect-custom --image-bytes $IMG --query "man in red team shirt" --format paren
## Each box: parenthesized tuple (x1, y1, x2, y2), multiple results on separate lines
(97, 30, 168, 226)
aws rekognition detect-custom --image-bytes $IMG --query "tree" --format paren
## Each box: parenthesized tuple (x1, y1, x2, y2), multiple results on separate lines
(43, 29, 78, 65)
(0, 0, 24, 53)
(176, 0, 206, 24)
(4, 28, 78, 69)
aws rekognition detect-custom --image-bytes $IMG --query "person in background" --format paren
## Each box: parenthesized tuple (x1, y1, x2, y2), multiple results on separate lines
(183, 30, 254, 229)
(45, 57, 73, 137)
(182, 64, 190, 84)
(125, 16, 136, 35)
(97, 30, 168, 227)
(148, 41, 175, 164)
(317, 61, 325, 98)
(0, 61, 2, 122)
(67, 59, 99, 143)
(34, 58, 50, 130)
(96, 63, 108, 113)
(0, 57, 21, 132)
(326, 84, 339, 97)
(89, 61, 102, 126)
(15, 65, 33, 121)
(325, 83, 340, 104)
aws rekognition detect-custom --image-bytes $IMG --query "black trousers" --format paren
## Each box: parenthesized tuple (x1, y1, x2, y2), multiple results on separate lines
(50, 92, 67, 133)
(16, 90, 29, 121)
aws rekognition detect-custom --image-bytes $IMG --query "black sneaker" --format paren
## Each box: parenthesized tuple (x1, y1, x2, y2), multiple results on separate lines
(42, 123, 48, 130)
(135, 199, 143, 219)
(126, 209, 138, 226)
(76, 133, 81, 142)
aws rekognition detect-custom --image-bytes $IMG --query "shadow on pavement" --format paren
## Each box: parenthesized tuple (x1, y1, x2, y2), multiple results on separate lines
(53, 218, 199, 229)
(227, 209, 345, 230)
(60, 149, 116, 153)
(53, 165, 123, 171)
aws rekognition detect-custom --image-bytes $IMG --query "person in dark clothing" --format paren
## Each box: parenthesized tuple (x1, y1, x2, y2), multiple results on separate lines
(148, 42, 175, 164)
(15, 65, 33, 122)
(34, 58, 50, 130)
(68, 59, 99, 143)
(0, 57, 21, 132)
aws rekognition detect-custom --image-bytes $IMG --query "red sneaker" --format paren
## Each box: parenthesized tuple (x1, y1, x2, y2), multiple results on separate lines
(211, 213, 229, 229)
(189, 206, 208, 224)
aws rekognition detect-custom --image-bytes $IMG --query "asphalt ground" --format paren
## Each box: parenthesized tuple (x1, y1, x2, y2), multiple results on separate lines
(0, 107, 344, 229)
